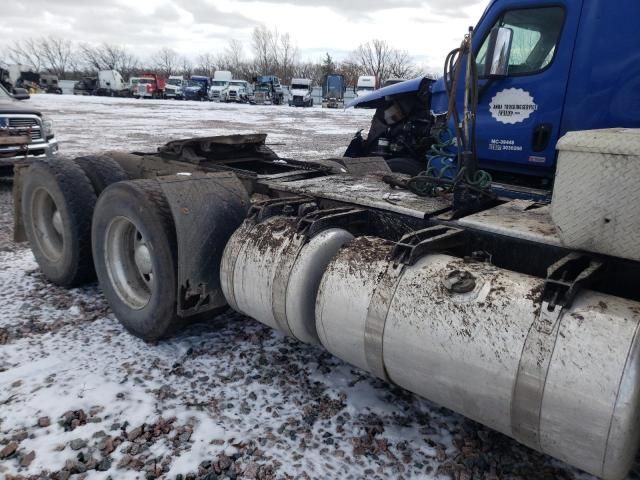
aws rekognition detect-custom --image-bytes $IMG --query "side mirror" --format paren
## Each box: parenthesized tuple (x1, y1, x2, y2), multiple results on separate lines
(484, 26, 513, 78)
(12, 88, 30, 100)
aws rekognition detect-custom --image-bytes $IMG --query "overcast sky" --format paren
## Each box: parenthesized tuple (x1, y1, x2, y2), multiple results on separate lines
(1, 0, 488, 71)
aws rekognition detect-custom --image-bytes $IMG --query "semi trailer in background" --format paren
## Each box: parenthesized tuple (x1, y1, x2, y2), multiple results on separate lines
(354, 75, 376, 97)
(321, 74, 345, 108)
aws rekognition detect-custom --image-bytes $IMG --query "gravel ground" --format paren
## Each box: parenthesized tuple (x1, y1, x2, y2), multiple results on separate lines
(0, 95, 637, 480)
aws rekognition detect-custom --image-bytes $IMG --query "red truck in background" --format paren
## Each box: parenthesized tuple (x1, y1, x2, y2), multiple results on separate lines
(134, 73, 166, 99)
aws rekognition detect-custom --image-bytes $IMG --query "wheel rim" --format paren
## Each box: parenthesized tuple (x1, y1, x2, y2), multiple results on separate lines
(31, 187, 64, 262)
(104, 216, 153, 310)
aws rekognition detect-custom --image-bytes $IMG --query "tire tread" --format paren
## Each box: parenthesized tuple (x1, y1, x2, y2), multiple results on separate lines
(73, 155, 128, 195)
(24, 157, 97, 286)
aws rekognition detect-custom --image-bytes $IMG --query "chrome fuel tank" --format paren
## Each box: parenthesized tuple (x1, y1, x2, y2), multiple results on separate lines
(316, 242, 640, 480)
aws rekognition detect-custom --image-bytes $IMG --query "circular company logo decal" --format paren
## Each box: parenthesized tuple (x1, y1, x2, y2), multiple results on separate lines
(489, 88, 538, 125)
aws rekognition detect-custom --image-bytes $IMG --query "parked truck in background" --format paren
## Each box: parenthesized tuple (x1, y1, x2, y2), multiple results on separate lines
(288, 78, 313, 107)
(220, 80, 250, 103)
(1, 68, 36, 98)
(0, 83, 57, 172)
(127, 77, 141, 96)
(208, 71, 232, 101)
(355, 75, 377, 97)
(39, 74, 63, 94)
(7, 65, 34, 90)
(94, 70, 127, 97)
(184, 75, 210, 101)
(165, 75, 185, 100)
(252, 75, 284, 105)
(73, 77, 98, 96)
(321, 74, 345, 108)
(11, 2, 640, 480)
(134, 73, 166, 99)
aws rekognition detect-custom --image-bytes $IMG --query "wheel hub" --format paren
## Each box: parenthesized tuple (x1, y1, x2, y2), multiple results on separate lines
(52, 210, 63, 236)
(104, 216, 153, 310)
(134, 243, 152, 277)
(31, 188, 64, 262)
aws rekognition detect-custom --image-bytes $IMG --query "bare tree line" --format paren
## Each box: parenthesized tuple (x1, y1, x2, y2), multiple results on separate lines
(2, 28, 419, 86)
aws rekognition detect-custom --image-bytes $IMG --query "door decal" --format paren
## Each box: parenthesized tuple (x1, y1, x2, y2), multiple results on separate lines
(489, 88, 538, 125)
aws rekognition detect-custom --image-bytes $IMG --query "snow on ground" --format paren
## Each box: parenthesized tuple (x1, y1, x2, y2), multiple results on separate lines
(0, 95, 633, 480)
(24, 94, 373, 160)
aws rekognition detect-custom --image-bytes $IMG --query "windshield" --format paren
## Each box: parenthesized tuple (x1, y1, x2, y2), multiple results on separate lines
(326, 76, 343, 91)
(357, 86, 375, 91)
(168, 78, 182, 86)
(291, 84, 309, 90)
(229, 81, 245, 87)
(211, 81, 228, 86)
(0, 84, 12, 100)
(138, 78, 154, 84)
(130, 78, 140, 85)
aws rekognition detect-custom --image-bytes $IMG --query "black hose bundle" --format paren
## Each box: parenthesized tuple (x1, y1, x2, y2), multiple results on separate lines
(399, 29, 492, 198)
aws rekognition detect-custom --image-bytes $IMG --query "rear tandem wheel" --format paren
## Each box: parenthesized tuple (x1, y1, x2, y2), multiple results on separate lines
(91, 179, 183, 341)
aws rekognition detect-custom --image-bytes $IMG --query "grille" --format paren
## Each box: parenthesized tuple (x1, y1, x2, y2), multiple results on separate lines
(6, 116, 43, 141)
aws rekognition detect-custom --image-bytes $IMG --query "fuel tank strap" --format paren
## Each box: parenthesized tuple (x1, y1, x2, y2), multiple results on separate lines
(271, 232, 305, 337)
(511, 303, 563, 451)
(364, 263, 404, 382)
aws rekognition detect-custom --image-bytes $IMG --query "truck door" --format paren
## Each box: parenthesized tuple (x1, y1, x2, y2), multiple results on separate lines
(472, 1, 582, 179)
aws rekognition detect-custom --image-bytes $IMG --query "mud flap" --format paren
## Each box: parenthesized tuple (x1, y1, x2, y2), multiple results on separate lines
(12, 162, 28, 243)
(158, 172, 250, 318)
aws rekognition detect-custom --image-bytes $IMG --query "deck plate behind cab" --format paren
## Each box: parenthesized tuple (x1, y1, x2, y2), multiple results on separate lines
(264, 174, 452, 219)
(456, 199, 562, 247)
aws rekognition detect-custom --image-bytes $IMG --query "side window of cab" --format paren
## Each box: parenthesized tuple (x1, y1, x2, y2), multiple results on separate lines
(476, 7, 566, 77)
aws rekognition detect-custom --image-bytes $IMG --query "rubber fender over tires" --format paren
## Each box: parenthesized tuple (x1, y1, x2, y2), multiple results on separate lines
(73, 155, 129, 195)
(21, 157, 97, 286)
(92, 179, 181, 341)
(386, 157, 424, 176)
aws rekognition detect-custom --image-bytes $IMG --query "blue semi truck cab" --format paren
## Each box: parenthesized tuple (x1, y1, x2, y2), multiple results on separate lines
(348, 0, 640, 187)
(184, 76, 210, 101)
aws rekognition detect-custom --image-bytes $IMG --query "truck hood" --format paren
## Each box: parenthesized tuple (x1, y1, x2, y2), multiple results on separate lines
(0, 99, 41, 116)
(347, 77, 426, 109)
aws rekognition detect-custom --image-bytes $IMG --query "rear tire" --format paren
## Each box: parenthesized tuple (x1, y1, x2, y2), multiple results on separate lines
(73, 155, 129, 196)
(92, 179, 181, 341)
(21, 158, 97, 286)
